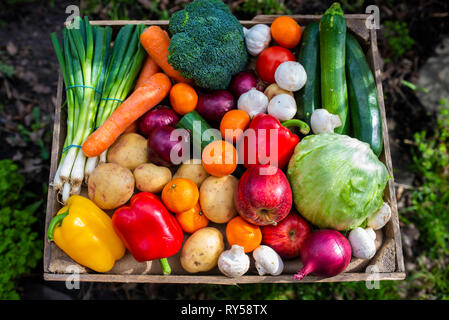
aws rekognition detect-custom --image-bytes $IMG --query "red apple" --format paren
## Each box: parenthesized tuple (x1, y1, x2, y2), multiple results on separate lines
(234, 164, 292, 226)
(261, 211, 311, 259)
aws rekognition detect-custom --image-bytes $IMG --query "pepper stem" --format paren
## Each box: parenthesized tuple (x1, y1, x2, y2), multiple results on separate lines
(47, 210, 69, 242)
(281, 119, 311, 135)
(159, 258, 171, 275)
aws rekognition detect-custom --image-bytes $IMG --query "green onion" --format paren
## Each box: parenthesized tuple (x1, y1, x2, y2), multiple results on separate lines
(51, 17, 145, 203)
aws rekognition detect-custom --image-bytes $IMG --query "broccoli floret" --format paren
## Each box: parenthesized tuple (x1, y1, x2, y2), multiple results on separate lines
(167, 0, 248, 90)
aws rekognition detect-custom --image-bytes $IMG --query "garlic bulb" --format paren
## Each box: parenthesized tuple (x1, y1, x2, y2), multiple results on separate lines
(348, 227, 377, 259)
(310, 109, 342, 134)
(244, 24, 271, 56)
(367, 202, 392, 230)
(218, 245, 250, 278)
(274, 61, 307, 92)
(253, 245, 284, 276)
(237, 88, 268, 118)
(267, 94, 297, 121)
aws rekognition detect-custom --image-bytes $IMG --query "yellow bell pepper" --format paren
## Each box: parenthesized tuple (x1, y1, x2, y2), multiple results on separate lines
(47, 195, 125, 272)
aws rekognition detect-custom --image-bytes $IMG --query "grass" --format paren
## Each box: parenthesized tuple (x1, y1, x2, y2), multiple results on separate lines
(237, 0, 290, 16)
(0, 51, 15, 79)
(384, 21, 415, 59)
(0, 160, 43, 299)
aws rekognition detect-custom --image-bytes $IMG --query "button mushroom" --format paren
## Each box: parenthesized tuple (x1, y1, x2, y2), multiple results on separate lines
(267, 93, 297, 121)
(252, 245, 284, 276)
(348, 227, 377, 259)
(274, 61, 307, 92)
(218, 245, 250, 278)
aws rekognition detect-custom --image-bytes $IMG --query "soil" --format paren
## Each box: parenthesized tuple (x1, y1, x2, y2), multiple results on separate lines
(0, 0, 448, 300)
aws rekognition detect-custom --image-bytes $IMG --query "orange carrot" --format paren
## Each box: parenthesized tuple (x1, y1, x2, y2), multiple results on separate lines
(140, 26, 193, 84)
(82, 73, 172, 157)
(135, 56, 160, 89)
(122, 120, 139, 134)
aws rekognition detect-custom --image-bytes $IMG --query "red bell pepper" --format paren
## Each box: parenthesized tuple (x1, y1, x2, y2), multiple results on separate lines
(238, 114, 310, 169)
(112, 192, 184, 275)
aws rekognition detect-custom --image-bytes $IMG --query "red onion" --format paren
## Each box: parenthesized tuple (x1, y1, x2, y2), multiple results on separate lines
(139, 105, 179, 137)
(229, 71, 261, 99)
(196, 90, 235, 127)
(293, 229, 352, 280)
(147, 126, 189, 167)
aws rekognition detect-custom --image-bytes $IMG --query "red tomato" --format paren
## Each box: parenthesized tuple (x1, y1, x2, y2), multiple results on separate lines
(256, 46, 296, 83)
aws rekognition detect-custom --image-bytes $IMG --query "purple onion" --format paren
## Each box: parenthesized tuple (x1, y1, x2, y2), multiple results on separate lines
(147, 126, 189, 167)
(293, 230, 352, 280)
(229, 70, 264, 99)
(196, 90, 235, 127)
(139, 105, 180, 137)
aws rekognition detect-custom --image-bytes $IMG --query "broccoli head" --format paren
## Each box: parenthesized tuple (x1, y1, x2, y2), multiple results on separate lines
(167, 0, 248, 90)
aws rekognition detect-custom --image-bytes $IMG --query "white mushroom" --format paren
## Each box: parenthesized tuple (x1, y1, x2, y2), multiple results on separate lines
(310, 109, 342, 134)
(367, 202, 392, 230)
(218, 245, 250, 278)
(237, 87, 269, 118)
(243, 24, 272, 56)
(267, 93, 297, 121)
(348, 227, 377, 259)
(253, 245, 284, 276)
(274, 61, 307, 92)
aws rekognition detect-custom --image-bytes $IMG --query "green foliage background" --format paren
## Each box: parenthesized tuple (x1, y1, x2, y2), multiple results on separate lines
(0, 160, 42, 299)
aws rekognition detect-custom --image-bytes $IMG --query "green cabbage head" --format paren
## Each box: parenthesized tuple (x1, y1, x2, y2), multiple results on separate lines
(287, 133, 389, 231)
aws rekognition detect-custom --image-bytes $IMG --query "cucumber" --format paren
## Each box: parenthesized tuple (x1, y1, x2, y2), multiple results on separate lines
(319, 2, 349, 134)
(296, 22, 320, 126)
(177, 111, 218, 156)
(346, 33, 383, 156)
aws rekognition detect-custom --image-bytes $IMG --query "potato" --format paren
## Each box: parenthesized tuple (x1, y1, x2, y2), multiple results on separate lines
(88, 163, 135, 210)
(180, 227, 224, 273)
(200, 175, 238, 223)
(107, 133, 148, 170)
(264, 83, 294, 101)
(173, 159, 209, 187)
(134, 163, 172, 193)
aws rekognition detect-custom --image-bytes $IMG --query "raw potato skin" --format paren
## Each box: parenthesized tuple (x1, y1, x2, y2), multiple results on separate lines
(88, 163, 135, 210)
(134, 163, 172, 193)
(173, 159, 210, 187)
(200, 175, 238, 223)
(107, 133, 148, 170)
(181, 227, 225, 273)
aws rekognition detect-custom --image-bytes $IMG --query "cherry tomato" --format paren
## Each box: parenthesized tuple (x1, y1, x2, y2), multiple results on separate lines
(256, 46, 296, 83)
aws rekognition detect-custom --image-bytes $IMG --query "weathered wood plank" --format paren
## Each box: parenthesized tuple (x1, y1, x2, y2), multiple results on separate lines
(44, 272, 406, 284)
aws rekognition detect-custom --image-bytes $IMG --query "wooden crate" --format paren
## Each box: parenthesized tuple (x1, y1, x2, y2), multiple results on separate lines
(43, 15, 406, 284)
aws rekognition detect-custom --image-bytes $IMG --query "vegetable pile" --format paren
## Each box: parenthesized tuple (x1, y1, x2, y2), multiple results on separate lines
(48, 1, 392, 280)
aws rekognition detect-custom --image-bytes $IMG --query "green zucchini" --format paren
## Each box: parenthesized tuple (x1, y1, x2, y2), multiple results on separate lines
(177, 111, 218, 156)
(296, 22, 320, 126)
(346, 33, 383, 156)
(319, 2, 349, 134)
